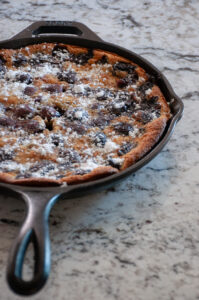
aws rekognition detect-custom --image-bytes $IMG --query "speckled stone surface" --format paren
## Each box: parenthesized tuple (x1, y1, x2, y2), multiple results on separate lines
(0, 1, 199, 299)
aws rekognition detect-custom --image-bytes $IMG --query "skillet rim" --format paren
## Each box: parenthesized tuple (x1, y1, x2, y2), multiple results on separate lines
(0, 33, 183, 193)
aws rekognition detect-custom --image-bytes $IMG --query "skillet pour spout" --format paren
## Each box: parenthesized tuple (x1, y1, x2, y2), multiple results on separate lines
(0, 21, 183, 296)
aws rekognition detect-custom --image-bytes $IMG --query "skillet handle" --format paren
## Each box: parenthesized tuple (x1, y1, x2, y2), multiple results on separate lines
(6, 191, 59, 296)
(11, 21, 103, 42)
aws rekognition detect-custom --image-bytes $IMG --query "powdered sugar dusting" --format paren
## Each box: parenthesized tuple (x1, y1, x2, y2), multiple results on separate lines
(0, 43, 162, 181)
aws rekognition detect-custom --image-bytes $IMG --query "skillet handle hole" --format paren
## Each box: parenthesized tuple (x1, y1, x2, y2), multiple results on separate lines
(32, 26, 82, 37)
(21, 239, 35, 282)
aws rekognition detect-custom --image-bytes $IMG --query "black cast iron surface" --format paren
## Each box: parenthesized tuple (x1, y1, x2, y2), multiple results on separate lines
(0, 21, 183, 296)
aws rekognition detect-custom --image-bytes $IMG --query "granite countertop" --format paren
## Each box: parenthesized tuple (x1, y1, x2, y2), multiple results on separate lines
(0, 1, 199, 299)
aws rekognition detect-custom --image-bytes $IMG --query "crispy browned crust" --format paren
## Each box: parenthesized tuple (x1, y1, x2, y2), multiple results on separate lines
(0, 173, 61, 186)
(121, 116, 167, 170)
(0, 43, 171, 186)
(61, 166, 118, 185)
(0, 166, 118, 186)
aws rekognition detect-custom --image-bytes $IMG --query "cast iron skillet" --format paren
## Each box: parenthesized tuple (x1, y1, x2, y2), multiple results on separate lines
(0, 21, 183, 296)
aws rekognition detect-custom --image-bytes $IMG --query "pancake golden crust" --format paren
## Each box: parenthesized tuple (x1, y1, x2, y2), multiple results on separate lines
(0, 43, 171, 186)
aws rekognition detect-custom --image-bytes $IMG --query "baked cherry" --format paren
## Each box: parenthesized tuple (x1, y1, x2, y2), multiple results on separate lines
(127, 72, 138, 84)
(0, 56, 6, 73)
(30, 160, 54, 173)
(0, 116, 15, 127)
(92, 116, 110, 129)
(25, 120, 45, 133)
(24, 86, 37, 96)
(117, 74, 138, 88)
(0, 64, 5, 74)
(69, 122, 87, 135)
(15, 119, 45, 133)
(44, 84, 63, 93)
(34, 96, 42, 103)
(0, 150, 13, 162)
(72, 49, 93, 65)
(15, 104, 34, 118)
(66, 107, 88, 122)
(13, 54, 27, 67)
(29, 53, 46, 66)
(117, 79, 128, 88)
(139, 82, 154, 95)
(134, 110, 152, 124)
(0, 56, 5, 64)
(118, 142, 137, 156)
(16, 73, 32, 84)
(30, 53, 54, 66)
(51, 134, 64, 146)
(97, 55, 108, 64)
(113, 62, 136, 74)
(113, 122, 134, 135)
(148, 96, 159, 104)
(59, 149, 80, 163)
(16, 172, 31, 179)
(40, 106, 60, 120)
(93, 132, 107, 147)
(57, 71, 77, 84)
(140, 96, 161, 112)
(108, 158, 122, 169)
(52, 45, 69, 57)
